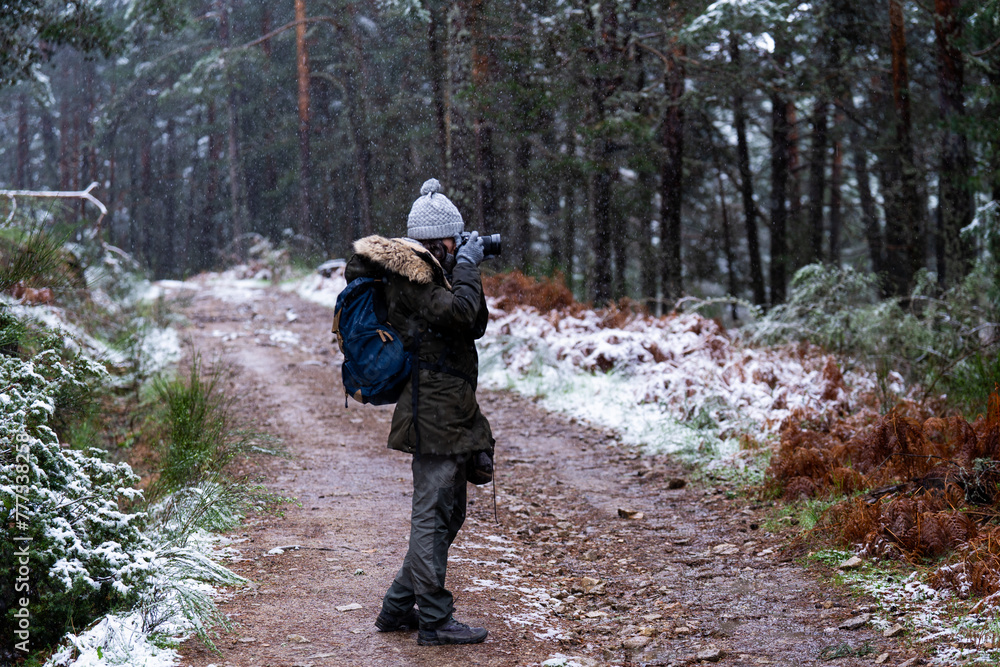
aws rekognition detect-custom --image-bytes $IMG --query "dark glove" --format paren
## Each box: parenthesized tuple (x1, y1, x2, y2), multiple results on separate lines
(456, 231, 485, 266)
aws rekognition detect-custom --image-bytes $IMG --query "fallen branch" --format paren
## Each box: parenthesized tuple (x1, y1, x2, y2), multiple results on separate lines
(0, 181, 108, 228)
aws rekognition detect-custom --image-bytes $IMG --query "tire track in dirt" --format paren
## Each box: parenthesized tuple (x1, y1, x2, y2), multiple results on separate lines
(175, 285, 916, 667)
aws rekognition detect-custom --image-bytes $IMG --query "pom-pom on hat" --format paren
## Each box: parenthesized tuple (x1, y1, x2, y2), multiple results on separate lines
(406, 178, 465, 240)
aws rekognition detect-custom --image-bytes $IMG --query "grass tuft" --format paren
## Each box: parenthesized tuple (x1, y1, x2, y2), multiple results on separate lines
(146, 352, 277, 500)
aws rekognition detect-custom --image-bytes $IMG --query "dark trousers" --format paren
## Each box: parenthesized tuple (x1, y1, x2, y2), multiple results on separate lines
(382, 452, 468, 629)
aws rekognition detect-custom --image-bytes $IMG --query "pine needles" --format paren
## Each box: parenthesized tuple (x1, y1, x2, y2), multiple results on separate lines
(0, 216, 72, 293)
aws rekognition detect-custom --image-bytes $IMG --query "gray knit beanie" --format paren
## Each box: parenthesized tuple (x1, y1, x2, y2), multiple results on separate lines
(406, 178, 464, 240)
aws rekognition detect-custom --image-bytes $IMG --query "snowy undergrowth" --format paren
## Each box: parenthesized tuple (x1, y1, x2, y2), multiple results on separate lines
(1, 246, 250, 666)
(477, 302, 890, 477)
(0, 325, 243, 667)
(46, 532, 247, 667)
(814, 550, 1000, 665)
(4, 297, 182, 381)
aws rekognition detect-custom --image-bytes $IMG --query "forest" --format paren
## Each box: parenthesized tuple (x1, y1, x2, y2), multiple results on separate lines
(2, 0, 998, 307)
(4, 2, 1000, 665)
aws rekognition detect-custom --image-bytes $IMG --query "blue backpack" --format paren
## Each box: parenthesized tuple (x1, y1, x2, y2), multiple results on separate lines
(333, 277, 411, 405)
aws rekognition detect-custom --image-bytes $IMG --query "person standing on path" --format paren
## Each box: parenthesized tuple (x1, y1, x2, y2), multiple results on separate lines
(343, 178, 494, 646)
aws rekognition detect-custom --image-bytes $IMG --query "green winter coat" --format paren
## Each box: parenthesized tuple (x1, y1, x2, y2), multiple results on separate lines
(344, 235, 494, 457)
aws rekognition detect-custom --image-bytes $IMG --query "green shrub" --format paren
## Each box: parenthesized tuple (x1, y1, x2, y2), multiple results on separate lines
(748, 261, 999, 411)
(146, 353, 276, 503)
(949, 351, 1000, 417)
(0, 218, 73, 293)
(0, 228, 259, 659)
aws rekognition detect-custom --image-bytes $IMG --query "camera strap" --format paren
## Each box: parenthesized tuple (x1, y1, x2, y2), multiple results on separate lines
(410, 328, 423, 458)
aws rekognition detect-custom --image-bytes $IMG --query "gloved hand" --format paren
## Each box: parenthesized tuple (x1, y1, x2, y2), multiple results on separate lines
(456, 231, 485, 266)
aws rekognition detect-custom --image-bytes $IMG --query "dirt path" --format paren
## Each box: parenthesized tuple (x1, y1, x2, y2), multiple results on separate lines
(174, 285, 915, 667)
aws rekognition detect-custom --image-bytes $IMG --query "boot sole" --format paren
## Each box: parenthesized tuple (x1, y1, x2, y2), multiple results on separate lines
(375, 612, 419, 632)
(417, 632, 488, 646)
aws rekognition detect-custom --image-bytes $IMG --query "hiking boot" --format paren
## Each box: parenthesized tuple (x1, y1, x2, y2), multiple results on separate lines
(375, 607, 419, 632)
(417, 618, 488, 646)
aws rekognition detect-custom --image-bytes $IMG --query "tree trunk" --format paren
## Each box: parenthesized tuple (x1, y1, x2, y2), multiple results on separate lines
(70, 107, 81, 192)
(829, 110, 844, 265)
(787, 101, 805, 272)
(638, 171, 657, 303)
(38, 104, 60, 189)
(202, 101, 221, 269)
(560, 122, 579, 292)
(934, 0, 974, 286)
(260, 5, 273, 58)
(427, 4, 449, 176)
(80, 60, 97, 220)
(842, 95, 883, 276)
(806, 98, 828, 264)
(769, 84, 790, 305)
(227, 88, 248, 254)
(139, 126, 153, 264)
(16, 94, 29, 189)
(715, 166, 739, 321)
(541, 113, 562, 273)
(660, 37, 685, 303)
(511, 136, 532, 267)
(348, 5, 373, 239)
(446, 1, 479, 219)
(591, 140, 614, 305)
(612, 202, 627, 301)
(222, 1, 247, 256)
(58, 96, 72, 191)
(585, 0, 621, 306)
(730, 34, 766, 306)
(253, 6, 280, 241)
(990, 66, 1000, 204)
(162, 117, 178, 278)
(295, 0, 312, 238)
(560, 176, 577, 293)
(476, 120, 500, 234)
(470, 0, 501, 235)
(885, 0, 925, 296)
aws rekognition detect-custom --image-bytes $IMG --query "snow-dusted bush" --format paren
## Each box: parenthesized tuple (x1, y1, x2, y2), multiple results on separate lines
(0, 232, 252, 663)
(748, 263, 999, 411)
(0, 349, 153, 654)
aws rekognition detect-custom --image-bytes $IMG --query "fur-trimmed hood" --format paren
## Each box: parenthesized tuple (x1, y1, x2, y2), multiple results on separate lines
(352, 235, 448, 287)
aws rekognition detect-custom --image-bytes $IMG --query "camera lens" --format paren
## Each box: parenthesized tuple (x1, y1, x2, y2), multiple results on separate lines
(482, 233, 502, 257)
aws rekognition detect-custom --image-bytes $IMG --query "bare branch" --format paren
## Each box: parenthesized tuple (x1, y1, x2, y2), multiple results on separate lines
(972, 34, 1000, 57)
(635, 37, 700, 69)
(236, 16, 343, 51)
(0, 182, 108, 227)
(636, 40, 670, 67)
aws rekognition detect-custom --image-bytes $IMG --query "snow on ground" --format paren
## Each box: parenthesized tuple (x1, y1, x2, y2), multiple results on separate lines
(45, 613, 179, 667)
(823, 551, 1000, 665)
(454, 537, 569, 642)
(290, 269, 346, 310)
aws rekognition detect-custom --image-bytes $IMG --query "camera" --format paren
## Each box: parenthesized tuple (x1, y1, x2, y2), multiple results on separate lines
(460, 231, 502, 258)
